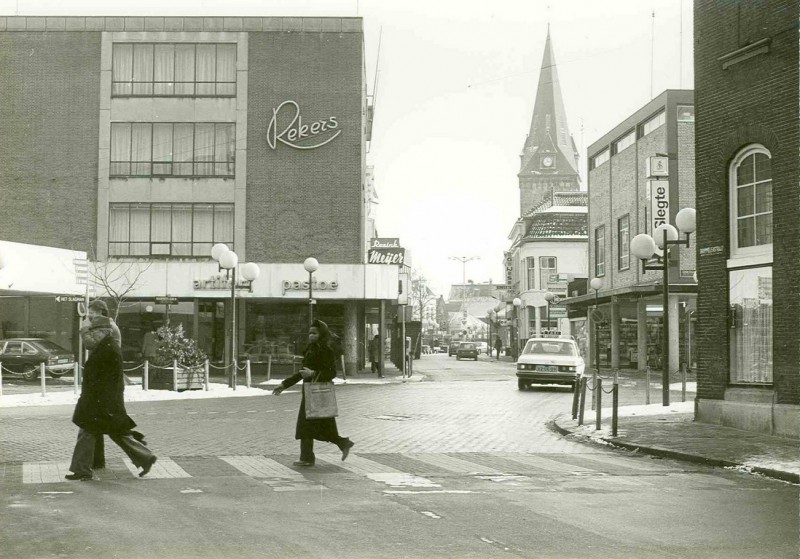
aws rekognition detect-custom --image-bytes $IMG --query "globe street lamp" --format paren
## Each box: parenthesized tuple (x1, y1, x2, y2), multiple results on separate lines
(212, 244, 260, 389)
(486, 309, 496, 357)
(303, 257, 319, 329)
(512, 297, 522, 360)
(543, 291, 555, 334)
(589, 278, 603, 380)
(630, 207, 696, 406)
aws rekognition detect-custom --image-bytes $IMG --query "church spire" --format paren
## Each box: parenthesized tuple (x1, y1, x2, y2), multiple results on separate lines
(519, 30, 579, 177)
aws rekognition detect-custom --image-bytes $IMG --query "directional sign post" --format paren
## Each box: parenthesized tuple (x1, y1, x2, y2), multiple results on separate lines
(55, 295, 84, 303)
(155, 296, 179, 305)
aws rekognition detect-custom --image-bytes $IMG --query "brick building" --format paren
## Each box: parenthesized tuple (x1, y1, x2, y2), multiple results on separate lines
(0, 16, 397, 373)
(563, 90, 696, 373)
(693, 1, 799, 437)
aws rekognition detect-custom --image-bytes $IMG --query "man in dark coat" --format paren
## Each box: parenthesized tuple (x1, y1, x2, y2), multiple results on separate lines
(66, 325, 157, 480)
(368, 334, 382, 377)
(272, 320, 354, 467)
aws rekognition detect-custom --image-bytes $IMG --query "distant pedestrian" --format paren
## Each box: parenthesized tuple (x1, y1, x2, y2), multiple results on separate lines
(368, 334, 382, 377)
(272, 320, 354, 467)
(494, 337, 503, 360)
(66, 321, 157, 481)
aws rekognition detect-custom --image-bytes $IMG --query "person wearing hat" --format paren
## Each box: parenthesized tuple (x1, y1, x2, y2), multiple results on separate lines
(66, 316, 157, 480)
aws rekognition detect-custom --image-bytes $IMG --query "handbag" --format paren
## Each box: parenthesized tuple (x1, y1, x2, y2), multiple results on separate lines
(304, 372, 338, 419)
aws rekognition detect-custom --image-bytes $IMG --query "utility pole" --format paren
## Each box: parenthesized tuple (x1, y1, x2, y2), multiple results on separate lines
(449, 256, 479, 340)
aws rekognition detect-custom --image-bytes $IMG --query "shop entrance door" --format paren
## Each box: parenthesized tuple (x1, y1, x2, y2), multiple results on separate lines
(198, 301, 226, 363)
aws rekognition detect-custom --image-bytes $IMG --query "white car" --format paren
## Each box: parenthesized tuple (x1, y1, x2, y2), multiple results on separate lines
(475, 342, 488, 354)
(515, 338, 585, 390)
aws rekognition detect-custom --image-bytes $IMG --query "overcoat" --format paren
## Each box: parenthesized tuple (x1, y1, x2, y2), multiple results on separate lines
(72, 335, 137, 434)
(368, 338, 382, 363)
(281, 341, 340, 441)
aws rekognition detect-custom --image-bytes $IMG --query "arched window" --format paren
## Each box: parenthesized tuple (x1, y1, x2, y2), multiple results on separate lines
(729, 145, 772, 258)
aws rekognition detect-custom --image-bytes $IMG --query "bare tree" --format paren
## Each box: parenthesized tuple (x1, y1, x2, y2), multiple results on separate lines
(410, 269, 437, 324)
(89, 260, 152, 320)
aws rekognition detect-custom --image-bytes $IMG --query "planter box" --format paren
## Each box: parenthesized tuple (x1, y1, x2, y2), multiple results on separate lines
(149, 366, 204, 391)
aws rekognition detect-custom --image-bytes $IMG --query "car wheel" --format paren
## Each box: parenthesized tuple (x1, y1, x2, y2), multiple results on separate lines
(21, 365, 39, 382)
(518, 379, 526, 391)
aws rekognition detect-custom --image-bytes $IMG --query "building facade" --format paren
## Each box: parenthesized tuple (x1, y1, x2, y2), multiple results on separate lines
(0, 16, 397, 373)
(563, 90, 696, 373)
(694, 0, 799, 437)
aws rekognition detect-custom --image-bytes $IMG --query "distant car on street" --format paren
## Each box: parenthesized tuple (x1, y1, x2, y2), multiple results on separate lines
(0, 338, 75, 381)
(448, 342, 461, 357)
(456, 342, 479, 361)
(475, 342, 488, 354)
(515, 337, 584, 390)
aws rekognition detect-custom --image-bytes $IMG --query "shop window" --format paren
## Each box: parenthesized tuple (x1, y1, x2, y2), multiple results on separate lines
(618, 215, 630, 270)
(594, 226, 605, 277)
(112, 43, 237, 97)
(729, 145, 772, 257)
(109, 203, 233, 258)
(111, 122, 235, 178)
(729, 267, 772, 384)
(539, 257, 557, 291)
(526, 257, 536, 290)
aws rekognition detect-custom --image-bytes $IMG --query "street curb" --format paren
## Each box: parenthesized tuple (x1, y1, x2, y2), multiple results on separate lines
(551, 416, 800, 485)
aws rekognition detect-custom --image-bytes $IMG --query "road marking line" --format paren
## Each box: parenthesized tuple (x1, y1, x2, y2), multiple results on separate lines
(317, 454, 441, 488)
(125, 457, 191, 479)
(383, 490, 476, 495)
(409, 453, 503, 475)
(220, 456, 306, 480)
(558, 453, 670, 472)
(498, 453, 595, 474)
(420, 511, 441, 519)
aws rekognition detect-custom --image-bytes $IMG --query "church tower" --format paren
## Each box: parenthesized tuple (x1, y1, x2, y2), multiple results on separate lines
(518, 29, 580, 216)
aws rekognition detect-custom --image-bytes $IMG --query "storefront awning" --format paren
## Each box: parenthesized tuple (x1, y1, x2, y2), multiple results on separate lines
(0, 241, 88, 297)
(562, 283, 698, 309)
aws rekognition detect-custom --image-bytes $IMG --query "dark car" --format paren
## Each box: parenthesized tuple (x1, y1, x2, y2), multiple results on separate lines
(0, 338, 75, 381)
(448, 342, 460, 357)
(456, 342, 478, 361)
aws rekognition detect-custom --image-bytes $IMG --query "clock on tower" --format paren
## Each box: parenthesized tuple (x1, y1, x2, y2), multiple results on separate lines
(540, 155, 554, 169)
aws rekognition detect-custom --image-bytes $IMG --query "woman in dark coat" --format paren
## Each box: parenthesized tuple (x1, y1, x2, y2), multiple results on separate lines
(66, 326, 157, 480)
(272, 320, 354, 466)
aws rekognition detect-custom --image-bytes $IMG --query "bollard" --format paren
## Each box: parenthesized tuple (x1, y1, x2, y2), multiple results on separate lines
(143, 360, 149, 391)
(41, 362, 47, 397)
(246, 359, 252, 389)
(571, 378, 580, 420)
(173, 359, 178, 392)
(681, 362, 687, 403)
(591, 369, 598, 410)
(578, 377, 587, 426)
(73, 362, 79, 394)
(612, 372, 619, 437)
(267, 354, 272, 382)
(595, 377, 603, 430)
(204, 359, 210, 391)
(645, 366, 651, 405)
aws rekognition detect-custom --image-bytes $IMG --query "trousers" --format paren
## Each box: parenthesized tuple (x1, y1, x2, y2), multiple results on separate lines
(69, 428, 154, 476)
(300, 436, 350, 463)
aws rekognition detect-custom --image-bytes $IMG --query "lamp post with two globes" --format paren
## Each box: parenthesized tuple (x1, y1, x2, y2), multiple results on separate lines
(630, 207, 696, 406)
(589, 278, 603, 378)
(512, 297, 522, 359)
(211, 243, 260, 389)
(543, 291, 555, 334)
(303, 257, 319, 329)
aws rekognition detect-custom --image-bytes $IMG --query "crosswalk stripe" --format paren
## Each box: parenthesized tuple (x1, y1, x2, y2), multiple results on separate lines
(317, 454, 441, 488)
(23, 462, 72, 484)
(408, 453, 504, 475)
(124, 457, 191, 479)
(219, 456, 306, 480)
(552, 453, 668, 472)
(497, 453, 595, 473)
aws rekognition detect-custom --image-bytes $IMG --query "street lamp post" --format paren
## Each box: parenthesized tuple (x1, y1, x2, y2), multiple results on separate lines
(303, 257, 319, 329)
(512, 297, 522, 360)
(630, 207, 696, 406)
(589, 277, 603, 379)
(212, 244, 260, 390)
(486, 310, 496, 357)
(543, 291, 555, 334)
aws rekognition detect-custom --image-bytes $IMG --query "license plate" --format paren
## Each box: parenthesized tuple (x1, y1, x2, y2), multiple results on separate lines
(57, 359, 69, 364)
(536, 365, 558, 372)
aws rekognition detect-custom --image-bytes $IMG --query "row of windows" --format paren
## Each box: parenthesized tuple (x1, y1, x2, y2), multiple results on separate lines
(109, 203, 234, 257)
(593, 215, 631, 277)
(110, 122, 236, 178)
(112, 43, 237, 97)
(524, 257, 557, 291)
(589, 106, 693, 169)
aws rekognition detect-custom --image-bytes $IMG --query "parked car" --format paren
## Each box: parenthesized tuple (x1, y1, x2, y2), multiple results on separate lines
(448, 342, 460, 356)
(456, 342, 479, 361)
(0, 338, 75, 381)
(515, 337, 584, 390)
(475, 341, 488, 354)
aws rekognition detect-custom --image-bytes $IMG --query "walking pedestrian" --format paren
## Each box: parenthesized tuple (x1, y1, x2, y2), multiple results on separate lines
(66, 320, 157, 481)
(494, 337, 503, 361)
(272, 320, 354, 467)
(368, 334, 382, 377)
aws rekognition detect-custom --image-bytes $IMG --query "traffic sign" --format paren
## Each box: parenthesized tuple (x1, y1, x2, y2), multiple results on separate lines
(55, 295, 84, 303)
(590, 309, 605, 323)
(549, 295, 562, 304)
(155, 296, 179, 305)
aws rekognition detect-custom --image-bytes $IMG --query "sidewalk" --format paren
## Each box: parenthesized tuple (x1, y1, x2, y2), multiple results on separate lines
(553, 403, 800, 484)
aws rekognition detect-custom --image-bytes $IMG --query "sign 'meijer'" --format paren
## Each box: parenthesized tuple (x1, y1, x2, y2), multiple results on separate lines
(267, 100, 341, 150)
(368, 237, 405, 265)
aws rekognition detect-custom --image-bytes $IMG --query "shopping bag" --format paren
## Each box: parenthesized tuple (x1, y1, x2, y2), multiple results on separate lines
(304, 381, 338, 419)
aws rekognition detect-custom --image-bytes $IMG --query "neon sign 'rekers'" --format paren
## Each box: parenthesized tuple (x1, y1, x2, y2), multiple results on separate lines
(267, 100, 341, 150)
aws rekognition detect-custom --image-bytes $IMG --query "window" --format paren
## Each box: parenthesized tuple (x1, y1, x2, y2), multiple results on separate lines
(639, 110, 665, 137)
(112, 43, 237, 97)
(729, 267, 772, 384)
(590, 148, 610, 169)
(677, 105, 695, 122)
(730, 146, 772, 255)
(108, 203, 234, 257)
(526, 257, 536, 290)
(595, 226, 605, 277)
(612, 130, 635, 155)
(110, 123, 235, 178)
(539, 257, 557, 291)
(618, 215, 630, 270)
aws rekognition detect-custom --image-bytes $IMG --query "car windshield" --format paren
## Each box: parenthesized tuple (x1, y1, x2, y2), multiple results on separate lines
(32, 340, 69, 353)
(460, 343, 475, 349)
(522, 341, 577, 357)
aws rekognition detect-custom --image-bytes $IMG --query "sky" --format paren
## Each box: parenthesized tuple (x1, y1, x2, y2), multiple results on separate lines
(2, 0, 694, 298)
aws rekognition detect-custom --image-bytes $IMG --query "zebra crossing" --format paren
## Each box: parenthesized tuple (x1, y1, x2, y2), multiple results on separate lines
(12, 451, 689, 490)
